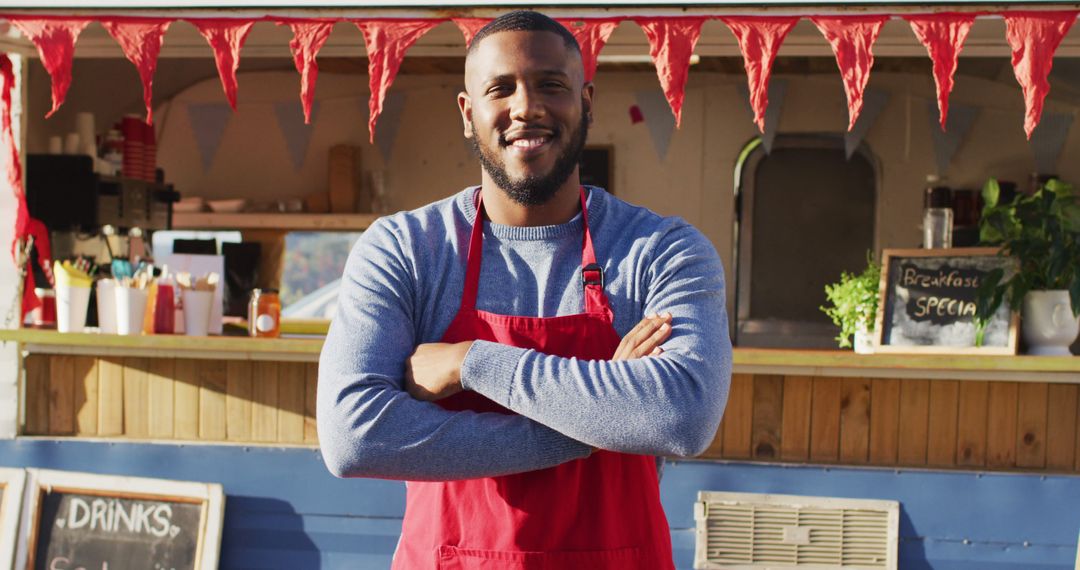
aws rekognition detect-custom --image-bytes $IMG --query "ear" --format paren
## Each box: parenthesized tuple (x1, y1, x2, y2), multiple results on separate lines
(581, 82, 595, 126)
(457, 91, 474, 138)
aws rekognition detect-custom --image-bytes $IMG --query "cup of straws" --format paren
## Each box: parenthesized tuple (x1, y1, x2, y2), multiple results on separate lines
(177, 271, 218, 337)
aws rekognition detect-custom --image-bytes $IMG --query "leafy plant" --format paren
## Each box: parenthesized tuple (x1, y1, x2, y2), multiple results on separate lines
(821, 254, 881, 349)
(974, 177, 1080, 345)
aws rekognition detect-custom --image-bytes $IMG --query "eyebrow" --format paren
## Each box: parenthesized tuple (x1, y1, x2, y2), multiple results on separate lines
(482, 69, 572, 85)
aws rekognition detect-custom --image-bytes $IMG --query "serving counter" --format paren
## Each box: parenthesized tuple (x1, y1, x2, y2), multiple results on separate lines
(2, 329, 1078, 475)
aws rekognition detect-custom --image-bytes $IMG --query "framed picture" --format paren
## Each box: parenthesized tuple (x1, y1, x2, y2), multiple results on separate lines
(0, 468, 26, 570)
(15, 469, 224, 570)
(874, 248, 1019, 355)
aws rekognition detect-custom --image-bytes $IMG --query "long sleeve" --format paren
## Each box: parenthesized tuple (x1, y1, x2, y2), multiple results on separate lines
(317, 218, 592, 481)
(459, 220, 732, 457)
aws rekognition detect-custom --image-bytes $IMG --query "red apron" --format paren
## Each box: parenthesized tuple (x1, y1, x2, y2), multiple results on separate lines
(393, 188, 674, 570)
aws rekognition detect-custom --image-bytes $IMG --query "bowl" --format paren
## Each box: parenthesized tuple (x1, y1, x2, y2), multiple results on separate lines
(207, 199, 248, 213)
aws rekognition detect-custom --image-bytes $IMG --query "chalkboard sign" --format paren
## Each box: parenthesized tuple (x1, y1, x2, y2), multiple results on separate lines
(1, 468, 27, 570)
(15, 470, 224, 570)
(874, 248, 1019, 354)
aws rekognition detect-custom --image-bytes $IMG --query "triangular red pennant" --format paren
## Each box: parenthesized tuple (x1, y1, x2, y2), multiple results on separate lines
(452, 18, 489, 47)
(811, 15, 889, 131)
(633, 17, 707, 127)
(1003, 11, 1079, 138)
(191, 19, 256, 111)
(719, 16, 798, 132)
(905, 13, 976, 131)
(10, 18, 90, 118)
(2, 55, 52, 317)
(355, 19, 443, 143)
(557, 18, 622, 82)
(101, 18, 173, 124)
(281, 20, 335, 124)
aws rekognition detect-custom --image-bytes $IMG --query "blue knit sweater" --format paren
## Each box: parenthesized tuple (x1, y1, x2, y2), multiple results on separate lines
(318, 187, 731, 481)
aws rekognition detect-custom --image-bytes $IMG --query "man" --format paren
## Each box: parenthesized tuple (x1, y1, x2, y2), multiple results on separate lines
(318, 10, 731, 569)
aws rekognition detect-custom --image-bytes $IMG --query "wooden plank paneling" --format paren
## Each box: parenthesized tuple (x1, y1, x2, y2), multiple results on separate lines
(122, 358, 150, 438)
(173, 359, 200, 440)
(987, 382, 1018, 468)
(809, 377, 841, 462)
(780, 375, 813, 461)
(72, 356, 98, 436)
(147, 359, 175, 438)
(720, 374, 753, 459)
(48, 355, 76, 435)
(252, 361, 280, 442)
(956, 381, 989, 467)
(897, 379, 930, 465)
(23, 354, 49, 434)
(839, 377, 871, 464)
(97, 358, 124, 436)
(199, 361, 227, 440)
(868, 378, 900, 465)
(278, 362, 306, 444)
(227, 361, 253, 442)
(304, 363, 319, 444)
(1046, 384, 1077, 471)
(1016, 382, 1048, 469)
(927, 381, 959, 467)
(751, 375, 783, 460)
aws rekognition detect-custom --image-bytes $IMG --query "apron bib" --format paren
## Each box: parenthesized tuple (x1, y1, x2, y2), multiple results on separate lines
(392, 188, 674, 570)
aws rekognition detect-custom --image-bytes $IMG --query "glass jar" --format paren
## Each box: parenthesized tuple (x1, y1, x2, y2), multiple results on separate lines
(923, 177, 953, 249)
(248, 288, 281, 338)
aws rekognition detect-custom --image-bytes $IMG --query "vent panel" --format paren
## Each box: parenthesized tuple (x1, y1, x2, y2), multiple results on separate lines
(695, 492, 899, 570)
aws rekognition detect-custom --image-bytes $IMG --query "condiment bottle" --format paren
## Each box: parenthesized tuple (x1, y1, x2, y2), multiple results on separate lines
(248, 288, 281, 338)
(923, 175, 953, 249)
(153, 278, 176, 334)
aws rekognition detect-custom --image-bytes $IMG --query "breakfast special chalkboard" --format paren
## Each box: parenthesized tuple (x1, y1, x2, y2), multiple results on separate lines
(874, 248, 1019, 354)
(15, 470, 224, 570)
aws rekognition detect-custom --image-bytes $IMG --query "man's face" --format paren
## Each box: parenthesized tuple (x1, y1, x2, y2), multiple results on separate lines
(459, 30, 593, 206)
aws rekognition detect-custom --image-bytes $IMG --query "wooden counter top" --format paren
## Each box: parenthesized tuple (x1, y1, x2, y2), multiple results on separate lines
(1, 329, 1077, 380)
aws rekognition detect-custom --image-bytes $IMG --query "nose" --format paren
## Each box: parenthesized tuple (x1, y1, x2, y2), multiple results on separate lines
(508, 83, 544, 122)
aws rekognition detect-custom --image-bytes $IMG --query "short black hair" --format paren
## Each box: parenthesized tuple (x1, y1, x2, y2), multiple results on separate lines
(467, 10, 581, 56)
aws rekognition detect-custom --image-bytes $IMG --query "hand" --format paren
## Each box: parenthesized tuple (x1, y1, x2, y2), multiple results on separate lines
(613, 312, 672, 360)
(405, 341, 473, 401)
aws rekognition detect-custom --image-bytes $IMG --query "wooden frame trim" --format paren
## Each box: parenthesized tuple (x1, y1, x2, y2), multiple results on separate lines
(0, 468, 26, 570)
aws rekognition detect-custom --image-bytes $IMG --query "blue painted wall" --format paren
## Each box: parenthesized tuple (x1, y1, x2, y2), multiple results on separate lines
(1, 440, 1077, 569)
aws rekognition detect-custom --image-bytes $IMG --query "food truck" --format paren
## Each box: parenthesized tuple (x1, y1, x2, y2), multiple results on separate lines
(0, 0, 1078, 568)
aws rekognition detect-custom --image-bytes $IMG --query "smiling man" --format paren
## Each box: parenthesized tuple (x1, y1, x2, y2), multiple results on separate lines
(318, 11, 732, 569)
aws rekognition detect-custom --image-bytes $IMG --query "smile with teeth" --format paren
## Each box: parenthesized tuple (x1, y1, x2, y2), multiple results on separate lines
(508, 136, 551, 149)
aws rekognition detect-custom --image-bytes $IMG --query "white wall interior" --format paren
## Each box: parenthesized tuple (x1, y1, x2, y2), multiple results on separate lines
(0, 54, 25, 439)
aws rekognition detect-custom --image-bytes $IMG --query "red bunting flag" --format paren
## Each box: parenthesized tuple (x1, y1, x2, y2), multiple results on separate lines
(282, 20, 335, 124)
(811, 15, 889, 131)
(10, 18, 90, 118)
(633, 17, 707, 127)
(452, 18, 489, 47)
(719, 16, 799, 132)
(557, 18, 622, 82)
(2, 55, 52, 317)
(192, 19, 256, 111)
(905, 13, 976, 131)
(355, 19, 442, 143)
(1003, 11, 1079, 138)
(100, 18, 173, 124)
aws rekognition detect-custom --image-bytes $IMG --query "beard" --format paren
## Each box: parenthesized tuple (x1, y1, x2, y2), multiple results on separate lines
(470, 110, 589, 207)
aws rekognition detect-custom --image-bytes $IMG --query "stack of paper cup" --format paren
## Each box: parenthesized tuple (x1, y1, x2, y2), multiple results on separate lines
(182, 289, 214, 336)
(54, 261, 92, 333)
(115, 285, 149, 336)
(121, 115, 144, 180)
(95, 279, 117, 334)
(75, 112, 96, 157)
(144, 122, 157, 182)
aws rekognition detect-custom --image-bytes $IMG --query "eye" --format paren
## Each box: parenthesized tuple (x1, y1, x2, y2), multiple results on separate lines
(486, 83, 512, 97)
(541, 80, 568, 91)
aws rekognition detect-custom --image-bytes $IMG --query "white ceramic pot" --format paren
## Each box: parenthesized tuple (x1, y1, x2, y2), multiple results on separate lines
(1022, 290, 1080, 356)
(853, 321, 875, 355)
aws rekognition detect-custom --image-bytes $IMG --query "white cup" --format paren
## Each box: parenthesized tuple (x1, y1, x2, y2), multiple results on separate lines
(47, 136, 62, 154)
(182, 289, 214, 337)
(56, 285, 91, 333)
(95, 279, 117, 334)
(115, 286, 149, 336)
(63, 132, 80, 154)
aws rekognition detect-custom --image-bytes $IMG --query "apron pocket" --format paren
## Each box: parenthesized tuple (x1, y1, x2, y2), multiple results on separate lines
(436, 545, 642, 570)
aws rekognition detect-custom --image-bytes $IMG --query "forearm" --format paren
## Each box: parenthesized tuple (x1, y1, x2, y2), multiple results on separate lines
(461, 338, 729, 457)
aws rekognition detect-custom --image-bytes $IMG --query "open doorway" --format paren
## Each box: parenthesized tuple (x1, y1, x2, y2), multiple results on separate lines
(733, 134, 878, 348)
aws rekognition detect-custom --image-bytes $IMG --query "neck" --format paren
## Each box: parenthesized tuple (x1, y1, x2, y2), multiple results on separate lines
(479, 172, 582, 227)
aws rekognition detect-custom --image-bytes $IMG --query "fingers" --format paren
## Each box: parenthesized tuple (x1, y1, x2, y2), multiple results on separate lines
(613, 312, 672, 360)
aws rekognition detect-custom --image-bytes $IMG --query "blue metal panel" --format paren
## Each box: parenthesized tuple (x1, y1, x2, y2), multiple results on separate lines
(2, 440, 1079, 569)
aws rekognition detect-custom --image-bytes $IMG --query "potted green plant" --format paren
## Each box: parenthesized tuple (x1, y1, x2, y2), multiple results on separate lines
(975, 178, 1080, 354)
(821, 255, 881, 353)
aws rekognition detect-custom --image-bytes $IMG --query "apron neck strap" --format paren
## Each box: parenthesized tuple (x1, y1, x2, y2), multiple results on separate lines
(462, 187, 604, 312)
